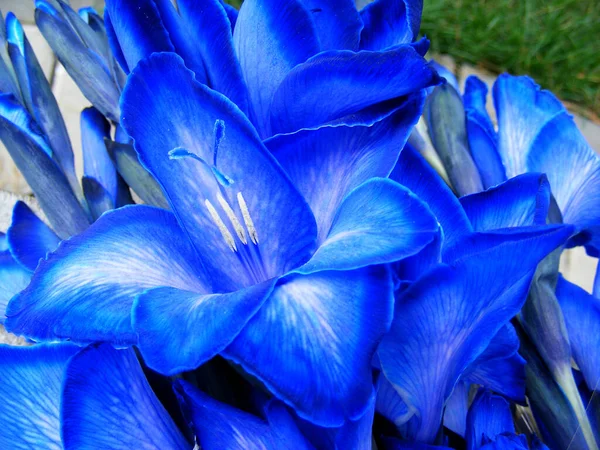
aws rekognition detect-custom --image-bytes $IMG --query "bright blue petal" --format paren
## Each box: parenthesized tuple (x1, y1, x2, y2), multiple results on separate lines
(5, 205, 208, 345)
(466, 389, 515, 450)
(133, 279, 275, 375)
(103, 10, 128, 77)
(0, 94, 90, 237)
(0, 343, 78, 449)
(121, 53, 317, 292)
(234, 0, 320, 137)
(394, 229, 442, 287)
(223, 265, 394, 426)
(299, 0, 363, 50)
(360, 0, 423, 50)
(270, 45, 440, 135)
(526, 111, 600, 254)
(7, 201, 60, 272)
(267, 93, 424, 242)
(377, 373, 414, 426)
(460, 173, 551, 231)
(62, 345, 189, 449)
(334, 396, 376, 450)
(378, 226, 573, 442)
(296, 178, 438, 274)
(429, 60, 459, 90)
(35, 5, 121, 121)
(443, 381, 469, 437)
(556, 276, 600, 391)
(493, 74, 564, 178)
(389, 144, 473, 247)
(0, 251, 31, 319)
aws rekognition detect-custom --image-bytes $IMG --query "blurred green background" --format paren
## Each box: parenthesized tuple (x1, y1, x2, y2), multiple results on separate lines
(226, 0, 600, 117)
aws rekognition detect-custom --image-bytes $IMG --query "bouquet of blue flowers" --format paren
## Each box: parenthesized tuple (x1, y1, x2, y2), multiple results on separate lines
(0, 0, 598, 448)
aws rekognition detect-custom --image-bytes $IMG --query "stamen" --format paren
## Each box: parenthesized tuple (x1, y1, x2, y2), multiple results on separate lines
(237, 192, 259, 245)
(217, 194, 247, 244)
(205, 199, 237, 252)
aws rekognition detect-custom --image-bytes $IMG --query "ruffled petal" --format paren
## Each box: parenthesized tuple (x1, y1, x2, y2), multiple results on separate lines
(465, 389, 515, 450)
(0, 251, 31, 319)
(296, 178, 438, 274)
(267, 93, 424, 242)
(299, 0, 363, 50)
(493, 74, 564, 178)
(556, 276, 600, 391)
(360, 0, 423, 50)
(460, 173, 551, 231)
(5, 205, 208, 345)
(390, 144, 472, 247)
(234, 0, 320, 136)
(121, 53, 317, 291)
(270, 45, 440, 135)
(378, 226, 573, 442)
(133, 279, 276, 375)
(7, 201, 60, 271)
(62, 345, 189, 449)
(223, 265, 394, 426)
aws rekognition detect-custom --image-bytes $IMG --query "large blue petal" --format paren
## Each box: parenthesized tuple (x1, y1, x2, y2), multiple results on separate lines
(121, 53, 317, 292)
(133, 279, 276, 375)
(7, 201, 60, 272)
(526, 111, 600, 254)
(234, 0, 320, 137)
(223, 265, 394, 426)
(360, 0, 423, 50)
(296, 178, 438, 274)
(493, 75, 564, 178)
(376, 373, 414, 426)
(0, 94, 90, 238)
(270, 46, 440, 135)
(389, 144, 472, 248)
(0, 343, 78, 449)
(62, 345, 189, 449)
(219, 0, 239, 28)
(556, 276, 600, 391)
(5, 205, 209, 345)
(460, 173, 550, 231)
(378, 226, 573, 442)
(299, 0, 363, 50)
(0, 251, 31, 320)
(443, 381, 469, 437)
(267, 93, 424, 242)
(465, 389, 515, 450)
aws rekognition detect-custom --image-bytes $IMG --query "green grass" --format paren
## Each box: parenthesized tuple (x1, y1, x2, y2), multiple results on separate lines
(421, 0, 600, 117)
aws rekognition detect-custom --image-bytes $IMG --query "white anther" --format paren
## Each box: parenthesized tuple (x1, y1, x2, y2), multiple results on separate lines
(205, 199, 237, 252)
(237, 192, 259, 245)
(217, 193, 247, 245)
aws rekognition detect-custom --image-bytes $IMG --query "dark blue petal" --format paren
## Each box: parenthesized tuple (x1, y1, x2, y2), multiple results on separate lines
(556, 276, 600, 391)
(463, 76, 495, 141)
(267, 93, 424, 242)
(103, 0, 174, 73)
(133, 279, 275, 375)
(121, 53, 317, 291)
(7, 201, 60, 272)
(0, 12, 22, 101)
(466, 389, 515, 450)
(334, 395, 376, 450)
(81, 176, 115, 220)
(62, 345, 189, 449)
(223, 265, 394, 426)
(460, 173, 551, 231)
(270, 45, 440, 135)
(389, 144, 472, 248)
(382, 438, 453, 450)
(376, 374, 413, 426)
(0, 94, 90, 237)
(0, 343, 78, 449)
(429, 60, 458, 90)
(360, 0, 423, 50)
(493, 74, 564, 178)
(234, 0, 320, 137)
(479, 434, 529, 450)
(394, 229, 442, 286)
(296, 178, 438, 274)
(0, 251, 31, 319)
(299, 0, 363, 50)
(526, 111, 600, 254)
(378, 226, 573, 442)
(5, 205, 208, 345)
(35, 6, 121, 121)
(103, 10, 129, 78)
(443, 381, 469, 437)
(219, 0, 239, 28)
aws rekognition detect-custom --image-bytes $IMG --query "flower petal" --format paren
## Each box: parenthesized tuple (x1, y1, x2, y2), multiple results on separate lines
(299, 0, 363, 50)
(376, 374, 414, 426)
(0, 251, 31, 320)
(121, 53, 317, 291)
(465, 389, 515, 450)
(62, 345, 189, 450)
(0, 343, 78, 450)
(296, 178, 438, 274)
(223, 265, 394, 426)
(7, 201, 60, 272)
(460, 173, 551, 231)
(378, 226, 573, 442)
(360, 0, 423, 50)
(443, 381, 469, 437)
(270, 45, 440, 135)
(5, 205, 208, 345)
